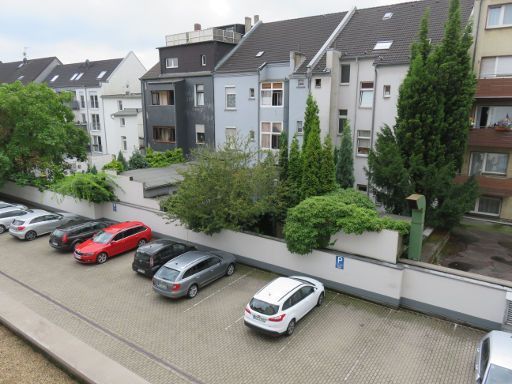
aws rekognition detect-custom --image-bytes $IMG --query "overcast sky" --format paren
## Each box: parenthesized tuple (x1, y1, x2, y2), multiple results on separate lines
(0, 0, 416, 70)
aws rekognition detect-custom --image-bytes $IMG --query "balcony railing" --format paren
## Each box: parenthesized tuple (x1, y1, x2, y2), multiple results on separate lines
(165, 28, 242, 47)
(476, 78, 512, 98)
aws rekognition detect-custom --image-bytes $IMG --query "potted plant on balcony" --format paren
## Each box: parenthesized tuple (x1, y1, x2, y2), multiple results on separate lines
(494, 115, 512, 131)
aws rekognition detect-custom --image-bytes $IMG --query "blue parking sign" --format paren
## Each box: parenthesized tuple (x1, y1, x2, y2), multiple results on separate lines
(335, 256, 344, 270)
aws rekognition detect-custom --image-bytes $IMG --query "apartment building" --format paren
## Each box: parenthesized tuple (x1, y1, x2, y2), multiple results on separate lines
(0, 56, 61, 84)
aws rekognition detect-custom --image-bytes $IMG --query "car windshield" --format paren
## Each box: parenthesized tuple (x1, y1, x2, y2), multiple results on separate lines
(53, 229, 65, 237)
(485, 364, 512, 384)
(92, 231, 113, 244)
(0, 203, 12, 209)
(155, 267, 180, 282)
(12, 220, 24, 226)
(136, 251, 151, 261)
(250, 298, 279, 315)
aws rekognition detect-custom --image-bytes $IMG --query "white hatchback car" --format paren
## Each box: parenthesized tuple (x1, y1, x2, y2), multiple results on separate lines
(244, 276, 325, 336)
(475, 330, 512, 384)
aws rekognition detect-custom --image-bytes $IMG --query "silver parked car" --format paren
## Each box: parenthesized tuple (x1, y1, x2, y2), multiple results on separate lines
(0, 207, 31, 234)
(9, 209, 81, 241)
(475, 330, 512, 384)
(152, 250, 236, 299)
(0, 200, 28, 211)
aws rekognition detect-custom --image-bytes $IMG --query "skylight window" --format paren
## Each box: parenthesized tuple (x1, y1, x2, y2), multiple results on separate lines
(18, 63, 24, 68)
(256, 51, 265, 57)
(374, 41, 393, 50)
(97, 70, 107, 79)
(17, 76, 24, 80)
(50, 75, 59, 82)
(75, 73, 84, 80)
(383, 12, 393, 20)
(70, 73, 79, 80)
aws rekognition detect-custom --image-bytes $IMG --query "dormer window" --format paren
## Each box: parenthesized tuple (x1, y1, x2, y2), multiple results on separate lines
(383, 12, 393, 20)
(50, 75, 59, 82)
(166, 58, 179, 69)
(70, 73, 79, 81)
(373, 41, 393, 50)
(256, 51, 265, 57)
(97, 70, 107, 79)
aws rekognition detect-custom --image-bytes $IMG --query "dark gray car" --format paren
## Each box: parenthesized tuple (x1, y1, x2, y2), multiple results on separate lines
(152, 250, 236, 299)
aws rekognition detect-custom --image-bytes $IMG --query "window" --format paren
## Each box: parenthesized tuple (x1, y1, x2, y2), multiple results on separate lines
(153, 126, 175, 143)
(225, 87, 236, 109)
(201, 55, 206, 66)
(75, 73, 84, 80)
(90, 95, 99, 108)
(81, 113, 86, 123)
(261, 122, 282, 150)
(195, 124, 205, 144)
(357, 130, 371, 156)
(50, 75, 59, 82)
(296, 121, 303, 135)
(91, 114, 101, 130)
(357, 184, 368, 192)
(297, 79, 305, 88)
(249, 130, 255, 142)
(487, 4, 512, 28)
(260, 82, 283, 106)
(205, 257, 221, 268)
(17, 75, 24, 80)
(70, 73, 79, 81)
(470, 152, 508, 175)
(91, 135, 102, 152)
(383, 85, 391, 98)
(166, 57, 178, 68)
(121, 136, 127, 150)
(480, 56, 512, 78)
(373, 41, 393, 50)
(117, 100, 123, 110)
(80, 95, 85, 108)
(97, 70, 107, 79)
(383, 12, 393, 20)
(338, 109, 348, 134)
(249, 88, 255, 99)
(315, 79, 322, 88)
(225, 127, 237, 141)
(151, 90, 174, 106)
(120, 117, 126, 127)
(359, 82, 374, 108)
(474, 196, 501, 216)
(341, 64, 351, 84)
(475, 106, 512, 128)
(256, 51, 265, 57)
(195, 84, 205, 106)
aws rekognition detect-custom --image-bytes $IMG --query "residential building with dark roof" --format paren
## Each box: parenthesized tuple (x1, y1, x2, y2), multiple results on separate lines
(141, 22, 246, 153)
(44, 52, 146, 170)
(0, 56, 61, 85)
(455, 0, 512, 220)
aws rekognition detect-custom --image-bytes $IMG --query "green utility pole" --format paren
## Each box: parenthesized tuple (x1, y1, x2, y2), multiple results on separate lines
(406, 194, 426, 261)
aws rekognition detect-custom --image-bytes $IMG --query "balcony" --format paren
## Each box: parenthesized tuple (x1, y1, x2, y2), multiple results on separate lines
(468, 128, 512, 149)
(476, 78, 512, 99)
(455, 175, 512, 197)
(165, 28, 242, 47)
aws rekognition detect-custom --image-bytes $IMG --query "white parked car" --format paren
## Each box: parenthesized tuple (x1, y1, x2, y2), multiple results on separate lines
(0, 207, 31, 234)
(0, 200, 27, 211)
(475, 330, 512, 384)
(244, 276, 325, 336)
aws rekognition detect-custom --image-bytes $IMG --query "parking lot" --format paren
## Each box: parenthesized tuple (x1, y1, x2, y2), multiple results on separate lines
(0, 229, 483, 384)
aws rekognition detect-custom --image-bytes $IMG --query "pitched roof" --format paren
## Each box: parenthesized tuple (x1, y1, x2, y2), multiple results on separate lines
(0, 57, 59, 84)
(216, 12, 346, 73)
(141, 62, 160, 80)
(324, 0, 474, 68)
(44, 58, 123, 88)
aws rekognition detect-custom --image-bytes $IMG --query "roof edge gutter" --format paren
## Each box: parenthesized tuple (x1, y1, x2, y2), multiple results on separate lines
(306, 7, 356, 77)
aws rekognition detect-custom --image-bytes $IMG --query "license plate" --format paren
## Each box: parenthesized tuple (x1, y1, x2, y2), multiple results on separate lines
(138, 269, 145, 274)
(253, 314, 266, 322)
(157, 282, 167, 289)
(51, 241, 58, 246)
(75, 254, 81, 259)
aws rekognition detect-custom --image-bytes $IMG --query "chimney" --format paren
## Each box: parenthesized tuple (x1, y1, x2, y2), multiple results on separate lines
(244, 16, 252, 33)
(194, 23, 201, 31)
(254, 15, 260, 24)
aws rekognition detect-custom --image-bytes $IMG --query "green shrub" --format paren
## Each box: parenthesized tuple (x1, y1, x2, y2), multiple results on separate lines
(51, 172, 117, 203)
(146, 147, 185, 168)
(102, 159, 124, 173)
(128, 150, 149, 170)
(283, 190, 410, 255)
(117, 151, 128, 170)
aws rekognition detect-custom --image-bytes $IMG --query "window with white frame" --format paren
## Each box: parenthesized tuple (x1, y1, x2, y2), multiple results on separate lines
(91, 135, 102, 152)
(75, 73, 84, 80)
(81, 113, 86, 123)
(225, 87, 236, 109)
(50, 75, 59, 82)
(341, 64, 351, 84)
(357, 130, 371, 156)
(480, 56, 512, 78)
(470, 152, 508, 176)
(338, 109, 348, 135)
(373, 41, 393, 50)
(261, 122, 282, 150)
(121, 136, 127, 151)
(70, 73, 79, 81)
(117, 100, 123, 110)
(473, 196, 502, 216)
(166, 57, 178, 68)
(260, 82, 283, 106)
(195, 124, 205, 144)
(249, 88, 255, 99)
(80, 95, 85, 108)
(90, 95, 99, 108)
(249, 130, 255, 142)
(91, 114, 101, 130)
(359, 82, 374, 108)
(475, 106, 512, 128)
(225, 127, 237, 141)
(297, 79, 305, 88)
(195, 84, 205, 106)
(296, 121, 303, 135)
(315, 79, 322, 88)
(120, 117, 126, 127)
(201, 55, 206, 66)
(487, 4, 512, 28)
(97, 70, 107, 79)
(383, 85, 391, 98)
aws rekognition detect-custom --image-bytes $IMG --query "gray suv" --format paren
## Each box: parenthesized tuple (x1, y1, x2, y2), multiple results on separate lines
(9, 209, 81, 241)
(152, 250, 236, 299)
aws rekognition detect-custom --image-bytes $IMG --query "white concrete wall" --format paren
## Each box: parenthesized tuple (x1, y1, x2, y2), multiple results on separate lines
(112, 173, 160, 210)
(101, 52, 146, 96)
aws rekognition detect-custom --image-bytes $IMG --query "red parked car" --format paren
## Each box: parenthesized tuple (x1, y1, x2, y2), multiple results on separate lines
(74, 221, 152, 264)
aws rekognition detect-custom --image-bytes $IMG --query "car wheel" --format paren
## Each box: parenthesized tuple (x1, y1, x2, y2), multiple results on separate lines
(137, 239, 147, 247)
(96, 252, 108, 264)
(285, 319, 296, 337)
(25, 230, 37, 241)
(187, 284, 198, 299)
(0, 225, 5, 234)
(317, 292, 325, 307)
(226, 263, 235, 276)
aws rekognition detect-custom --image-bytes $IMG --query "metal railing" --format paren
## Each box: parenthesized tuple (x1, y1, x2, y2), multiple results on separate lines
(165, 28, 242, 46)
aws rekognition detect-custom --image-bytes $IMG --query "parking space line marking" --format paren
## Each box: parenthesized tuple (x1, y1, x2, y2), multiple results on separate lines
(224, 316, 244, 331)
(0, 269, 206, 384)
(343, 308, 394, 381)
(183, 272, 252, 313)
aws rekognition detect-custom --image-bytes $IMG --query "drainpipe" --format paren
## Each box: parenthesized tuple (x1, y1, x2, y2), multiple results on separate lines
(353, 57, 360, 181)
(472, 0, 483, 70)
(141, 80, 148, 152)
(100, 91, 109, 157)
(368, 62, 379, 197)
(84, 86, 92, 166)
(257, 62, 267, 160)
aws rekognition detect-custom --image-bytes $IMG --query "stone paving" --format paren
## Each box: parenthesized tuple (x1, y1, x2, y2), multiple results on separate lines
(0, 233, 483, 384)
